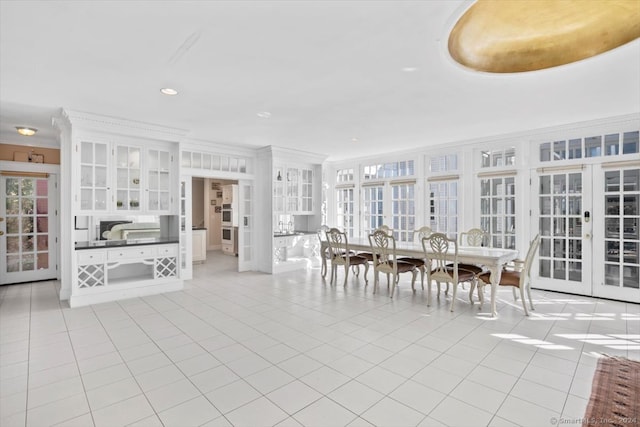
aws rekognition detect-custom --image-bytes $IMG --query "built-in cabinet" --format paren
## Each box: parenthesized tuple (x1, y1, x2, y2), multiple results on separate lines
(273, 164, 314, 215)
(192, 229, 207, 263)
(273, 233, 319, 273)
(73, 242, 180, 307)
(77, 140, 176, 215)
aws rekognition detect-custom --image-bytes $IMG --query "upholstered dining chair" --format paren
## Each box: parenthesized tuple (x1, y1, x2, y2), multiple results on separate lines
(325, 228, 369, 286)
(317, 225, 331, 278)
(422, 233, 476, 310)
(357, 225, 394, 263)
(398, 226, 433, 289)
(454, 228, 489, 289)
(368, 229, 417, 297)
(476, 234, 541, 316)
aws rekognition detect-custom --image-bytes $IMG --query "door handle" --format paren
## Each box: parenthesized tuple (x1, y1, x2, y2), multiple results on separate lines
(0, 231, 4, 236)
(584, 233, 592, 239)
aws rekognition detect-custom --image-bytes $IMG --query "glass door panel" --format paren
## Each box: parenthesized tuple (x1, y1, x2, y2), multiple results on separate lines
(362, 186, 384, 236)
(1, 175, 57, 285)
(533, 167, 592, 295)
(595, 167, 640, 302)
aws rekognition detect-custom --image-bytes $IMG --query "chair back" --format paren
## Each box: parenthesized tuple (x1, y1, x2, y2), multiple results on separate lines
(423, 233, 460, 283)
(414, 226, 432, 242)
(317, 225, 330, 243)
(375, 225, 393, 236)
(326, 228, 350, 265)
(522, 234, 541, 280)
(460, 228, 488, 247)
(369, 229, 398, 274)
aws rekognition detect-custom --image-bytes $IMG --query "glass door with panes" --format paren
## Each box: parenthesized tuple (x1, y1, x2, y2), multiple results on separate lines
(532, 167, 593, 295)
(115, 145, 141, 211)
(1, 175, 57, 285)
(594, 166, 639, 302)
(480, 176, 516, 249)
(390, 183, 415, 242)
(362, 185, 385, 236)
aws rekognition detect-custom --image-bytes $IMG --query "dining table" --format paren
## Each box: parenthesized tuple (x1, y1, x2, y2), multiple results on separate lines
(321, 237, 519, 317)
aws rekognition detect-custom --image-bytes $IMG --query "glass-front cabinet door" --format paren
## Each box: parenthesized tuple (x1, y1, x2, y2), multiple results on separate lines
(286, 167, 300, 213)
(147, 148, 171, 212)
(273, 166, 285, 213)
(300, 168, 313, 213)
(115, 145, 141, 211)
(79, 141, 109, 212)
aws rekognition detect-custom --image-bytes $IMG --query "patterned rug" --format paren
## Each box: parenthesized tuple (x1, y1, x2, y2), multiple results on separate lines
(583, 356, 639, 426)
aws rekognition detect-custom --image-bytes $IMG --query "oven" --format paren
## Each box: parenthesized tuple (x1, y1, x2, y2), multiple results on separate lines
(221, 227, 234, 245)
(222, 204, 233, 226)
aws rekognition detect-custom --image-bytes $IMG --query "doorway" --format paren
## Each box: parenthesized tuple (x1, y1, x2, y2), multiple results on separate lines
(0, 174, 58, 285)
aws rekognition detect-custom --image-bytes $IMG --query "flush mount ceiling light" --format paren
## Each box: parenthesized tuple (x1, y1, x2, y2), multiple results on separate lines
(256, 112, 271, 119)
(16, 126, 37, 136)
(402, 67, 418, 72)
(160, 87, 178, 96)
(448, 0, 640, 73)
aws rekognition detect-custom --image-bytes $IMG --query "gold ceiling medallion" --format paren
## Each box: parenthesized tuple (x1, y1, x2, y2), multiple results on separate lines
(448, 0, 640, 73)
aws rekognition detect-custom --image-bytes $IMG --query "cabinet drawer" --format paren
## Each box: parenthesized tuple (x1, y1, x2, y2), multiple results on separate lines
(156, 245, 178, 257)
(77, 251, 106, 265)
(108, 247, 154, 261)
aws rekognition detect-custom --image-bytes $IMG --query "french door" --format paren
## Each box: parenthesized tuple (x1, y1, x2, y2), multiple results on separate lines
(593, 164, 639, 302)
(237, 180, 254, 272)
(533, 164, 640, 303)
(532, 166, 593, 295)
(0, 174, 57, 285)
(361, 182, 416, 241)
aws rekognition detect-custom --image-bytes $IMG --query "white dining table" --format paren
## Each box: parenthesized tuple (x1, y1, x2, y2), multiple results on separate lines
(321, 237, 518, 317)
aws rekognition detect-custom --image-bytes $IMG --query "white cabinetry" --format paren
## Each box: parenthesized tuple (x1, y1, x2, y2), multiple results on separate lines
(76, 140, 176, 214)
(192, 229, 207, 263)
(73, 243, 180, 307)
(273, 165, 314, 215)
(272, 233, 319, 273)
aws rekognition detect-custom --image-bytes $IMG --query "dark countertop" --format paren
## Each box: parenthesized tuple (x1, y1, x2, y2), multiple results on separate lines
(75, 237, 180, 250)
(192, 227, 207, 231)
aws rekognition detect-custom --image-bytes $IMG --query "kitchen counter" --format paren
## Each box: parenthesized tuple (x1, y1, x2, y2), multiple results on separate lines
(273, 230, 316, 237)
(75, 237, 180, 250)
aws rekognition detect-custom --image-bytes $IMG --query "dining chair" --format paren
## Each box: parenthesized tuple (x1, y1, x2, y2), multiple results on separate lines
(454, 228, 489, 289)
(317, 225, 331, 278)
(422, 233, 477, 310)
(398, 226, 433, 289)
(326, 228, 369, 286)
(357, 225, 394, 262)
(476, 234, 541, 316)
(368, 229, 417, 297)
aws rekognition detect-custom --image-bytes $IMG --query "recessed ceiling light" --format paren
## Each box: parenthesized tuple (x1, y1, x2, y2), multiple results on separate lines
(160, 88, 178, 96)
(257, 112, 271, 119)
(402, 67, 418, 72)
(351, 137, 359, 143)
(16, 127, 37, 136)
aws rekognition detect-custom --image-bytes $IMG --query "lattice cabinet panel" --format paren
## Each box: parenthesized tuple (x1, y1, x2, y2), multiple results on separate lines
(155, 257, 177, 278)
(78, 264, 106, 288)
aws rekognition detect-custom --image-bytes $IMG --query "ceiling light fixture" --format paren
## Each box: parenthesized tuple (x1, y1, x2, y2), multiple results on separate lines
(351, 138, 359, 143)
(16, 127, 37, 136)
(449, 0, 640, 73)
(160, 88, 178, 96)
(257, 112, 271, 119)
(402, 67, 418, 72)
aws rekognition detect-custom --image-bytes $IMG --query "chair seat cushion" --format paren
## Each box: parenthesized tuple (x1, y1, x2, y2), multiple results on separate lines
(378, 261, 416, 273)
(447, 263, 483, 274)
(340, 255, 369, 265)
(358, 252, 374, 261)
(432, 267, 476, 282)
(398, 257, 425, 267)
(478, 270, 521, 287)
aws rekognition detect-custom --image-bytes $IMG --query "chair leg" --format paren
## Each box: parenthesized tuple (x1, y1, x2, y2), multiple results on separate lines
(363, 263, 369, 285)
(469, 280, 476, 305)
(343, 264, 349, 287)
(321, 257, 327, 278)
(519, 286, 529, 316)
(449, 282, 458, 312)
(526, 283, 535, 312)
(427, 279, 432, 306)
(410, 270, 417, 292)
(512, 287, 518, 301)
(390, 273, 397, 298)
(419, 267, 425, 290)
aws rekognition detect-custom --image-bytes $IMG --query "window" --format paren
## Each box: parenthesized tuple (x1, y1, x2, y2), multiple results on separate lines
(429, 181, 458, 239)
(363, 160, 414, 180)
(540, 131, 639, 162)
(480, 176, 516, 249)
(481, 148, 515, 168)
(336, 168, 354, 183)
(336, 188, 355, 237)
(362, 186, 384, 236)
(390, 183, 415, 242)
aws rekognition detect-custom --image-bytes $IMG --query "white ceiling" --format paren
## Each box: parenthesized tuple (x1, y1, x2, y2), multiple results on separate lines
(1, 1, 639, 161)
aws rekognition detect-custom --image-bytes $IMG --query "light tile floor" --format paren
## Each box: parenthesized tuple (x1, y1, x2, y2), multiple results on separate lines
(1, 252, 639, 427)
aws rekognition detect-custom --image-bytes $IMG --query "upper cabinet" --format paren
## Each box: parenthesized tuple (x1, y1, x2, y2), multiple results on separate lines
(76, 139, 177, 215)
(274, 164, 314, 215)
